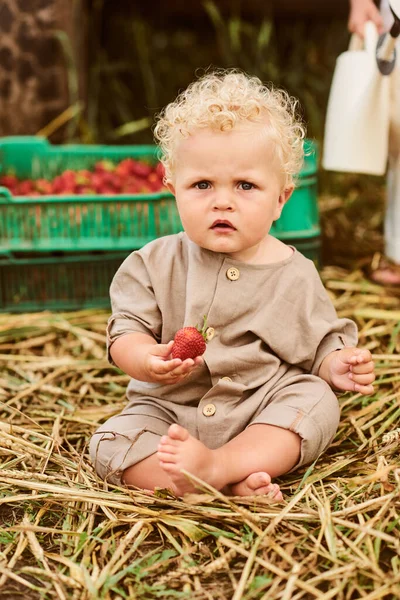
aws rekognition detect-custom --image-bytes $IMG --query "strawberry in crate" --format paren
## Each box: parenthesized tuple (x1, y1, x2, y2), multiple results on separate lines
(0, 158, 166, 196)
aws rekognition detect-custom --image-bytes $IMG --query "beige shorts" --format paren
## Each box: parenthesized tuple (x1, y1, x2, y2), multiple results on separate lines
(89, 374, 340, 486)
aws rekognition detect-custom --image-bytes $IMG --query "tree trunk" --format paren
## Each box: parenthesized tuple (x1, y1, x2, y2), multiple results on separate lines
(0, 0, 88, 140)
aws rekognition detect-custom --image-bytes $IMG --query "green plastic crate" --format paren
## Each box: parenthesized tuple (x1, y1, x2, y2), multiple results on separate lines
(0, 237, 320, 313)
(0, 188, 183, 252)
(0, 251, 129, 313)
(0, 137, 319, 253)
(287, 236, 321, 266)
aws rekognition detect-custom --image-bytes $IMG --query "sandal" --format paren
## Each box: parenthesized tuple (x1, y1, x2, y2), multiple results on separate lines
(368, 253, 400, 286)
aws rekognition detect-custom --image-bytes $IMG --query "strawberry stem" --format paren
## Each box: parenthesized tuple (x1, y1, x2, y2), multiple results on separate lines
(197, 314, 208, 340)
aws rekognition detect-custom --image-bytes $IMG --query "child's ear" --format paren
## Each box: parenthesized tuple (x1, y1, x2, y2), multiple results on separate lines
(166, 180, 175, 196)
(274, 185, 294, 221)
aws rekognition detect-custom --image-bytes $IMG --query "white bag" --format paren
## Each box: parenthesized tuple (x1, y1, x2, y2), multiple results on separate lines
(323, 21, 391, 176)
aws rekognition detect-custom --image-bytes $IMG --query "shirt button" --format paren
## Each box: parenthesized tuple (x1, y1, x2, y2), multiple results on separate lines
(203, 403, 216, 416)
(221, 376, 232, 382)
(205, 327, 215, 341)
(226, 267, 240, 281)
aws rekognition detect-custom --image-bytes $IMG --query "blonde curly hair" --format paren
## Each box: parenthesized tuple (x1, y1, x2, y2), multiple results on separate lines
(153, 69, 306, 188)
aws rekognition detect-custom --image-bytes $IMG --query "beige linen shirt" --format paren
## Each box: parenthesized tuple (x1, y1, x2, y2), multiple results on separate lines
(107, 232, 358, 408)
(91, 233, 359, 483)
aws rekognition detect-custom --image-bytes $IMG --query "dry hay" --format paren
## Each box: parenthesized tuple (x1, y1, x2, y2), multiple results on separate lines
(1, 189, 400, 599)
(1, 274, 399, 600)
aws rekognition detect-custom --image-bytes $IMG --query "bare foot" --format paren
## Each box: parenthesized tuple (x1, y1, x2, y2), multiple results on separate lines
(371, 266, 400, 285)
(230, 472, 283, 500)
(369, 255, 400, 286)
(157, 424, 225, 495)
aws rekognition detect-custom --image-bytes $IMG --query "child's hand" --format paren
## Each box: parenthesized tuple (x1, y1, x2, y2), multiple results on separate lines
(145, 340, 203, 385)
(323, 347, 375, 395)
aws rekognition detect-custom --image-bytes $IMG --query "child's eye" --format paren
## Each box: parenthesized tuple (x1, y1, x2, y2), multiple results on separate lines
(238, 181, 255, 191)
(195, 181, 211, 190)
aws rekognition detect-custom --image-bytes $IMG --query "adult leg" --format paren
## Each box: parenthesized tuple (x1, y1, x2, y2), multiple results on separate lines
(374, 62, 400, 283)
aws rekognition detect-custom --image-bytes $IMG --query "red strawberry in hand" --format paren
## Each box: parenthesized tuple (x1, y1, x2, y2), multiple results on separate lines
(171, 316, 208, 360)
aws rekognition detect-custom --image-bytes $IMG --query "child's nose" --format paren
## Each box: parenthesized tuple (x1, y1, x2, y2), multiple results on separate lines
(213, 192, 234, 210)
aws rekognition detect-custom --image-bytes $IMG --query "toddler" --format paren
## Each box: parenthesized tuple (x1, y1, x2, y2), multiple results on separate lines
(90, 70, 375, 499)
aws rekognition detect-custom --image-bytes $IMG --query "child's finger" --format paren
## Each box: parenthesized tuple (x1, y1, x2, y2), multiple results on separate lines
(346, 349, 373, 365)
(353, 382, 375, 395)
(349, 372, 376, 385)
(168, 359, 198, 378)
(152, 357, 195, 377)
(355, 349, 372, 363)
(150, 341, 174, 358)
(350, 361, 375, 375)
(151, 357, 183, 374)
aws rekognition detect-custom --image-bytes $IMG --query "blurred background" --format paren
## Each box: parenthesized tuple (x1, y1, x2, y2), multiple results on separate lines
(0, 0, 385, 267)
(0, 0, 351, 144)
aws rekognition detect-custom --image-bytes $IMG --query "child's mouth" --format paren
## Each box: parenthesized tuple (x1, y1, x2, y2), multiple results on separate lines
(211, 220, 236, 231)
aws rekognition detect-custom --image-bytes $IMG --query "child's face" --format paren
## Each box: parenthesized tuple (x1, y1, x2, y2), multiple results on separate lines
(167, 122, 293, 263)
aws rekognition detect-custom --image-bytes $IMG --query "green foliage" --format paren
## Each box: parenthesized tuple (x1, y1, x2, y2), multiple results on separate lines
(82, 1, 350, 145)
(203, 1, 347, 139)
(0, 529, 15, 544)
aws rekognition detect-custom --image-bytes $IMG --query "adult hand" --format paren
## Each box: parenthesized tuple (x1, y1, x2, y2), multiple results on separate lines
(348, 0, 384, 37)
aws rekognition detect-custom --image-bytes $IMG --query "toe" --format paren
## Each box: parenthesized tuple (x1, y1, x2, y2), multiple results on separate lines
(168, 423, 189, 442)
(252, 484, 274, 496)
(269, 484, 283, 501)
(157, 442, 178, 454)
(157, 449, 176, 463)
(247, 472, 272, 491)
(159, 460, 178, 474)
(255, 472, 271, 487)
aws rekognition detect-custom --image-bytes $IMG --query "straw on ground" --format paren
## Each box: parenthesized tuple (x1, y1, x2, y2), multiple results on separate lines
(1, 262, 400, 599)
